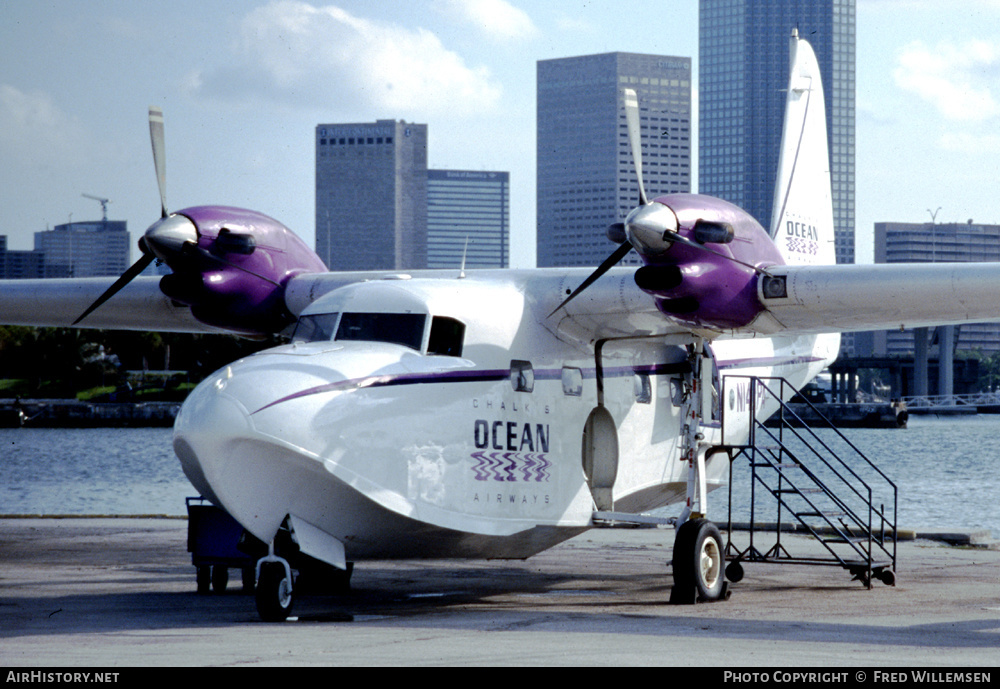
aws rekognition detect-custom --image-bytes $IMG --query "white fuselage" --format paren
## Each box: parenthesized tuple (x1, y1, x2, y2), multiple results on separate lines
(173, 273, 838, 562)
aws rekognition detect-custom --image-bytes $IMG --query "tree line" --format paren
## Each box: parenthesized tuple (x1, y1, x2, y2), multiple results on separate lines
(0, 326, 282, 399)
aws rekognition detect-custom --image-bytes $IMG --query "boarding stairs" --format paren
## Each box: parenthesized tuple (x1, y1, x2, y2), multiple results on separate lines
(720, 376, 898, 588)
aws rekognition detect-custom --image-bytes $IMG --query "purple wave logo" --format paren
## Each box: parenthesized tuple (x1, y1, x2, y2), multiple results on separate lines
(785, 237, 818, 255)
(471, 451, 551, 482)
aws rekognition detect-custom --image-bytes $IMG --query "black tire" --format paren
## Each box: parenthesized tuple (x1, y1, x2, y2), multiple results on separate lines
(211, 565, 229, 593)
(241, 567, 256, 593)
(196, 566, 211, 595)
(672, 518, 726, 603)
(725, 560, 745, 584)
(256, 562, 294, 622)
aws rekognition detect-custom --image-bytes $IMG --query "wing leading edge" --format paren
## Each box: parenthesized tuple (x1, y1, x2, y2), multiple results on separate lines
(752, 262, 1000, 336)
(0, 277, 222, 333)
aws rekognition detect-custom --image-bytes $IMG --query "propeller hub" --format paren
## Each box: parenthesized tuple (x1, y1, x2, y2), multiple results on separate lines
(144, 214, 197, 261)
(624, 202, 678, 256)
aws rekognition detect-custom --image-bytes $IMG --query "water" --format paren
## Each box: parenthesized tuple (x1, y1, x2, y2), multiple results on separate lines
(0, 428, 190, 516)
(1, 418, 999, 536)
(707, 414, 1000, 538)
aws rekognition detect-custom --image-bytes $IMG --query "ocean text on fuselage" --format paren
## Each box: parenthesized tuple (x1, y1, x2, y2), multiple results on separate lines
(474, 420, 550, 453)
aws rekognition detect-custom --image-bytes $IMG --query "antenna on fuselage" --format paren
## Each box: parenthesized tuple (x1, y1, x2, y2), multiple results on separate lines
(458, 236, 469, 279)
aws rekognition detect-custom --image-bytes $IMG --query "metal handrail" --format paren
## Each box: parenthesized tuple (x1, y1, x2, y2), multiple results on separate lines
(722, 375, 898, 584)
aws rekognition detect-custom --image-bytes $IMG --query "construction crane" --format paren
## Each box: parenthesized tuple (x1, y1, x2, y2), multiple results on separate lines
(82, 193, 111, 223)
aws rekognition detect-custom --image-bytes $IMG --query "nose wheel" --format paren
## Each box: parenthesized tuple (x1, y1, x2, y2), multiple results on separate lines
(670, 518, 729, 604)
(255, 557, 294, 622)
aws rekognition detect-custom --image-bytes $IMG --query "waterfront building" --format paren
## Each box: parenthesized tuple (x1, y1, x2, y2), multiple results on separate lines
(0, 236, 46, 279)
(34, 220, 130, 278)
(869, 221, 1000, 357)
(536, 52, 692, 267)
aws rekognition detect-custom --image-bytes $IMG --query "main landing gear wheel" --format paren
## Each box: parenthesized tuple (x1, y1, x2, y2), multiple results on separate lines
(256, 561, 294, 622)
(670, 518, 728, 604)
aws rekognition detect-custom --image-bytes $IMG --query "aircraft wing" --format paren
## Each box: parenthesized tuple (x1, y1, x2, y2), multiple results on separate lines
(0, 276, 222, 332)
(753, 262, 1000, 335)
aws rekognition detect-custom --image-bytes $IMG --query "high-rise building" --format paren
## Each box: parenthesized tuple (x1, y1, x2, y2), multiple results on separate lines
(35, 220, 130, 278)
(315, 120, 428, 271)
(427, 170, 509, 269)
(536, 52, 692, 267)
(699, 0, 856, 266)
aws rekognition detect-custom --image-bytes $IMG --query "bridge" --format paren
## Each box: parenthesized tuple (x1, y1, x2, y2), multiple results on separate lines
(899, 392, 1000, 415)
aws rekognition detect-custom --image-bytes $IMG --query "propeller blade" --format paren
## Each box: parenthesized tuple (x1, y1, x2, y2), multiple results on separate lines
(72, 253, 156, 325)
(623, 88, 647, 206)
(149, 106, 167, 218)
(548, 241, 633, 317)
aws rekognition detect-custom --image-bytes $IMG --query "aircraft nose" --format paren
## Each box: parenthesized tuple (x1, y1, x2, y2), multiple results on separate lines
(144, 213, 197, 261)
(172, 368, 253, 506)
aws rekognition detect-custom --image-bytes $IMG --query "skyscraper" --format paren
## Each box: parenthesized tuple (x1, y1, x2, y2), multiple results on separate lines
(536, 52, 692, 268)
(427, 170, 509, 269)
(699, 0, 855, 265)
(315, 120, 428, 271)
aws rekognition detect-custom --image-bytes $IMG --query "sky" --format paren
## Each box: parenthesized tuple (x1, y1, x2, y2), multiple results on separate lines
(4, 1, 1000, 270)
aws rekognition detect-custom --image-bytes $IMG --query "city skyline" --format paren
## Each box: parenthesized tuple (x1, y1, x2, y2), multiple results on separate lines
(5, 2, 1000, 270)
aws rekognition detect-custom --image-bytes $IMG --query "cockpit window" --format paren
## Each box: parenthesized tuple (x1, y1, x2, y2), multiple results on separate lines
(335, 312, 427, 351)
(427, 316, 465, 357)
(292, 313, 340, 343)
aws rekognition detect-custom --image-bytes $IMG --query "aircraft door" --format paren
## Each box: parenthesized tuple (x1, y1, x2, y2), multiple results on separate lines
(582, 406, 618, 511)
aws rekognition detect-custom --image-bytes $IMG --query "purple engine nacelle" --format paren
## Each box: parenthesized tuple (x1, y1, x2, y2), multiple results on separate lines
(632, 194, 784, 330)
(157, 206, 327, 335)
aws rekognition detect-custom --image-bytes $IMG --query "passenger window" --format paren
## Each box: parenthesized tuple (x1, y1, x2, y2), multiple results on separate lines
(510, 360, 534, 393)
(562, 367, 583, 396)
(427, 316, 465, 357)
(335, 312, 426, 351)
(292, 313, 340, 343)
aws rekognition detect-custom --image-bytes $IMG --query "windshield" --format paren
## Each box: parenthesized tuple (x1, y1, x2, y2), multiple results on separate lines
(292, 313, 340, 343)
(335, 312, 427, 351)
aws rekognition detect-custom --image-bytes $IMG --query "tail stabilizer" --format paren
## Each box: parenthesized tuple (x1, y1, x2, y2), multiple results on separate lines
(770, 30, 836, 267)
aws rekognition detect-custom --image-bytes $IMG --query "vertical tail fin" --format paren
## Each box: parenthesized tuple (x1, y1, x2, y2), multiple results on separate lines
(770, 30, 836, 266)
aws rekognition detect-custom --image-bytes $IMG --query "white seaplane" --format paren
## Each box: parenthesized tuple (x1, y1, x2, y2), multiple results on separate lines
(6, 32, 1000, 621)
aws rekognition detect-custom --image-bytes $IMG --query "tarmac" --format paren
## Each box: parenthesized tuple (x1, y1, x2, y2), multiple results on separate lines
(1, 517, 999, 667)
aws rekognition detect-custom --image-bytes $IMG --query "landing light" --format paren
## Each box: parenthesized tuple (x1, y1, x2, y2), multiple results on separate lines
(762, 275, 787, 299)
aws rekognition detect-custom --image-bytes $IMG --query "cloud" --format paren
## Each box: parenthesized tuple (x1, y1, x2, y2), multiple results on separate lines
(0, 84, 90, 167)
(436, 0, 539, 42)
(191, 1, 501, 117)
(554, 14, 598, 36)
(938, 130, 1000, 154)
(893, 38, 1000, 122)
